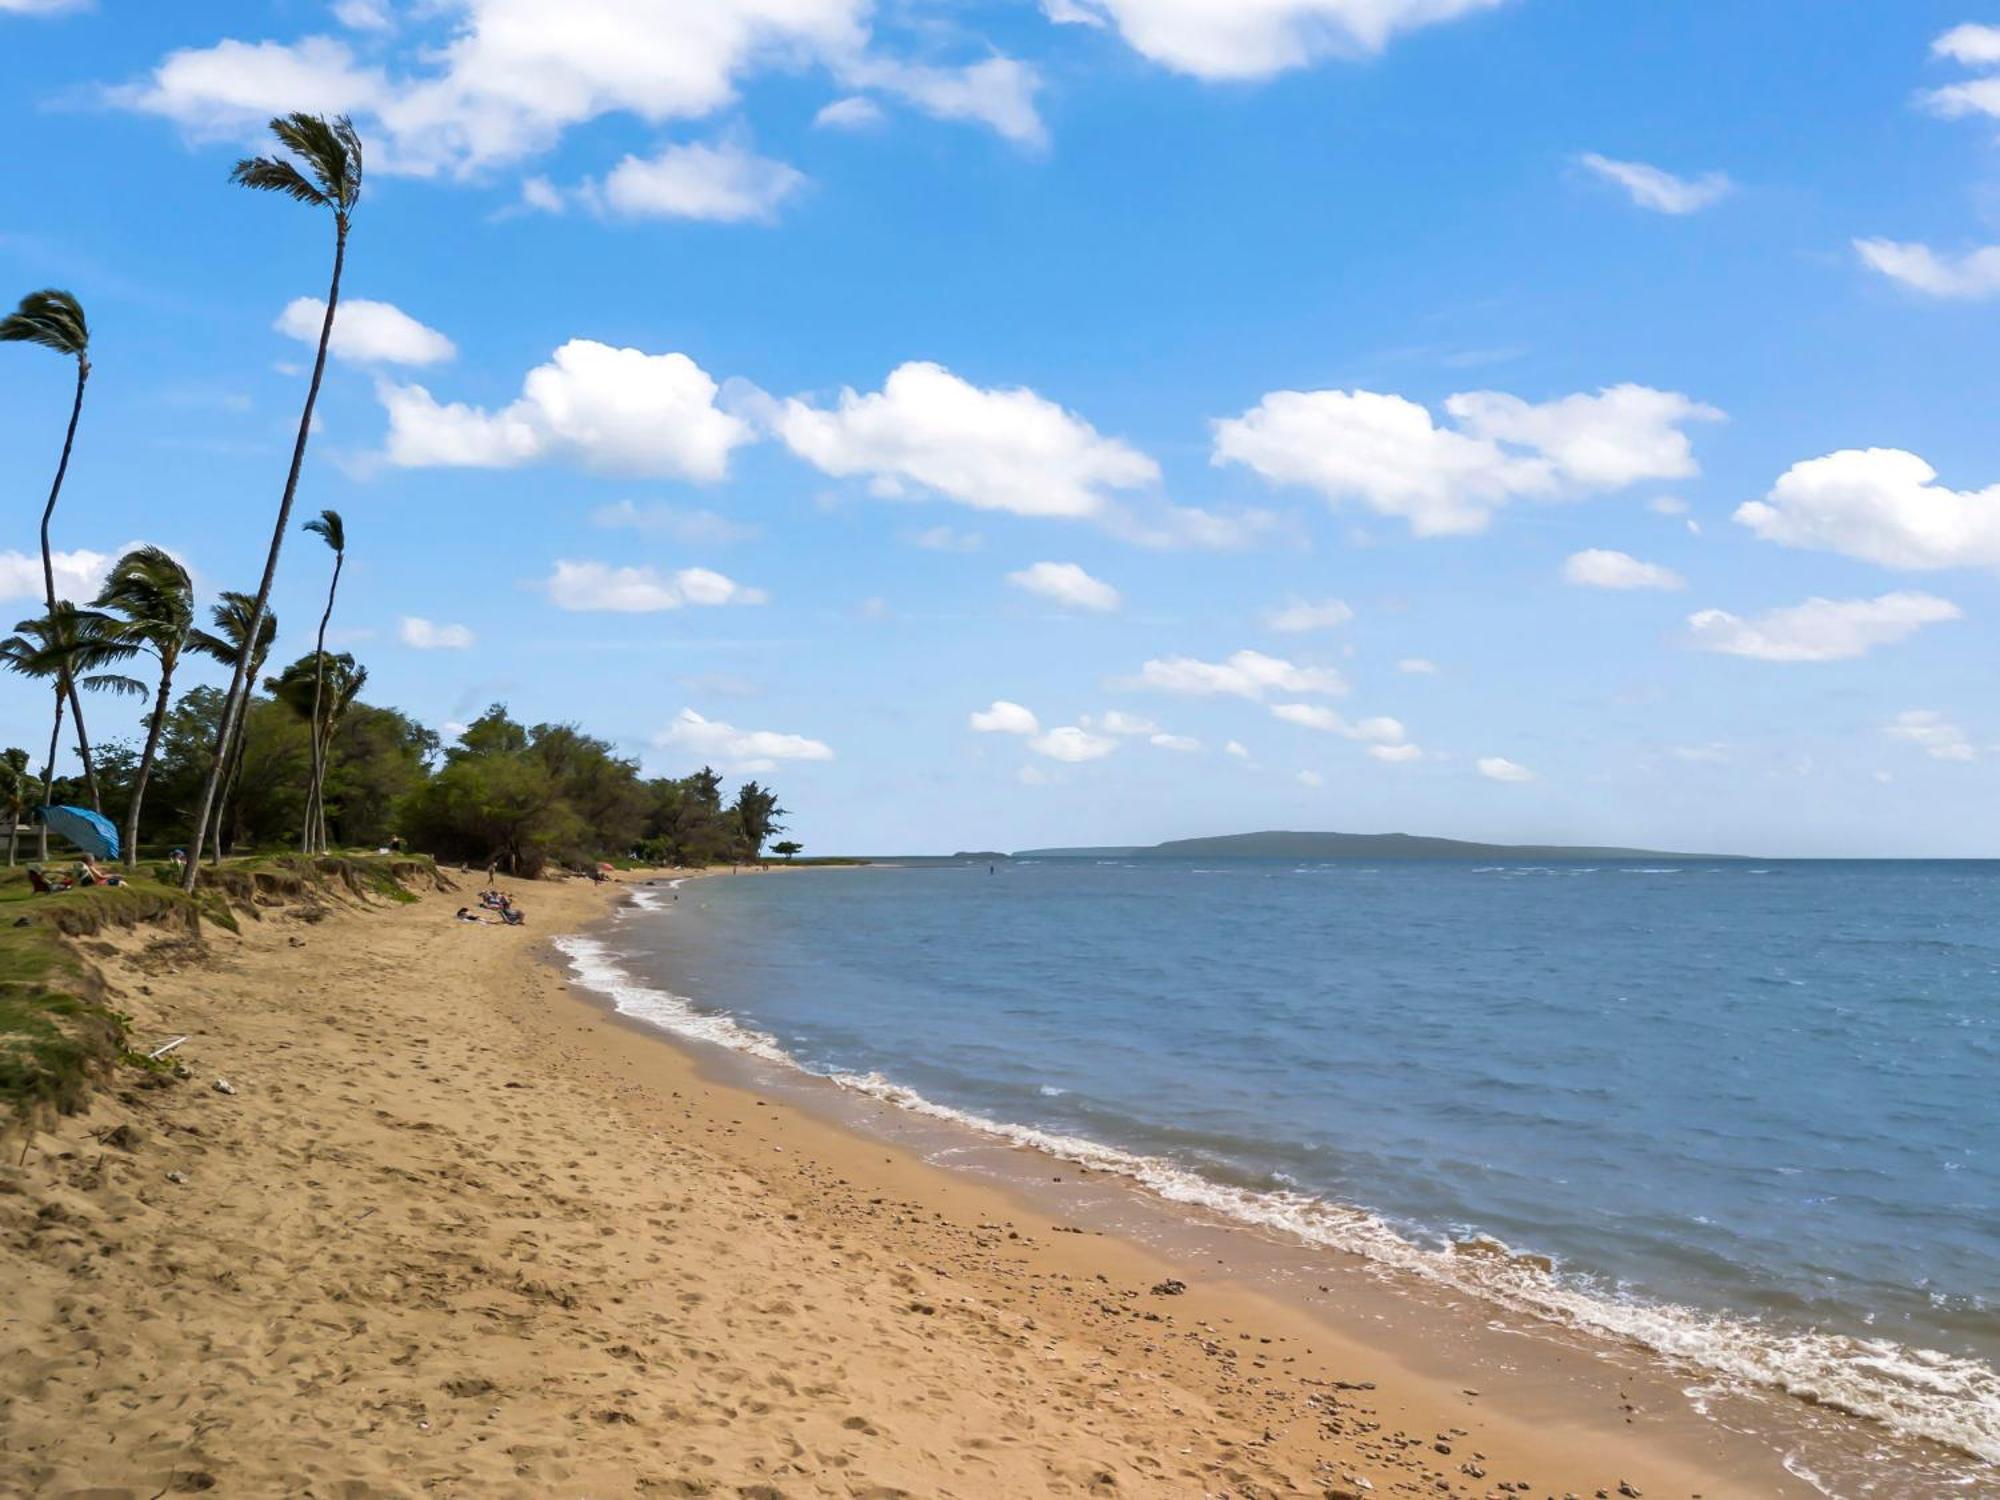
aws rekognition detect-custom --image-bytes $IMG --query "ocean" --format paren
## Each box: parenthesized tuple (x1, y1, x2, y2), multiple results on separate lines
(555, 858, 1999, 1482)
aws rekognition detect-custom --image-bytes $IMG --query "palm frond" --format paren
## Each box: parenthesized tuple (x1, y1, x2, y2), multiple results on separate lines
(0, 288, 88, 358)
(189, 591, 276, 667)
(260, 112, 364, 212)
(80, 673, 148, 699)
(304, 508, 346, 554)
(229, 156, 328, 207)
(94, 545, 196, 651)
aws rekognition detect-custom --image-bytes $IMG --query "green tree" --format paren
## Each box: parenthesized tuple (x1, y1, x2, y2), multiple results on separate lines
(0, 747, 32, 867)
(399, 752, 583, 877)
(2, 289, 103, 812)
(0, 606, 144, 859)
(729, 780, 786, 863)
(94, 546, 195, 867)
(185, 114, 362, 890)
(771, 840, 802, 862)
(452, 704, 529, 759)
(189, 593, 278, 861)
(301, 509, 346, 854)
(322, 704, 434, 847)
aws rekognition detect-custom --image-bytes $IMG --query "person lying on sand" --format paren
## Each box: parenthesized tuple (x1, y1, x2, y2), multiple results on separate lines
(500, 905, 525, 926)
(454, 908, 486, 923)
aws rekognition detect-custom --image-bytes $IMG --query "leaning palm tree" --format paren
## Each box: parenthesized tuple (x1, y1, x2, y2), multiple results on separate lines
(301, 509, 345, 854)
(0, 605, 143, 859)
(3, 289, 105, 812)
(95, 546, 195, 867)
(182, 114, 361, 891)
(190, 592, 278, 863)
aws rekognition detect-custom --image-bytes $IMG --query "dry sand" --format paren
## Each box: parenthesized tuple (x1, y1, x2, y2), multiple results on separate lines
(0, 870, 1782, 1497)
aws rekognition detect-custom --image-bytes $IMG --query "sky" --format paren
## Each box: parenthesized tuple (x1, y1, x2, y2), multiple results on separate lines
(4, 0, 2000, 857)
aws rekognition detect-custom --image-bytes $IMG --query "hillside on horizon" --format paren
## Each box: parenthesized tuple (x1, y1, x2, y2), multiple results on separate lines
(1012, 830, 1728, 861)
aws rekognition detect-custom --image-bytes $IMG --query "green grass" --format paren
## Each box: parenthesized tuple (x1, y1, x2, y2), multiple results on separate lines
(0, 873, 193, 1121)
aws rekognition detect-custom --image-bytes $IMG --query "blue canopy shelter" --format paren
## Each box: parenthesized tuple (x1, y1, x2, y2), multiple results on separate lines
(40, 805, 120, 861)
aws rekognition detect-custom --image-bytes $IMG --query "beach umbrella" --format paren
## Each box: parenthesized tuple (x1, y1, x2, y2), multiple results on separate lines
(40, 804, 120, 860)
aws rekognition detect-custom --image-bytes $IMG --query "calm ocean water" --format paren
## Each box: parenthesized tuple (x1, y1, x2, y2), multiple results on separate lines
(557, 858, 1999, 1467)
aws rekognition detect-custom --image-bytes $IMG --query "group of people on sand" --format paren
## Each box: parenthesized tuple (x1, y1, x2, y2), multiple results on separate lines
(26, 856, 125, 893)
(455, 888, 525, 927)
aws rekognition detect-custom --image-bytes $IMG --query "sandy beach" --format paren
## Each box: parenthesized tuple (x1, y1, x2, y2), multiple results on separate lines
(0, 870, 1822, 1497)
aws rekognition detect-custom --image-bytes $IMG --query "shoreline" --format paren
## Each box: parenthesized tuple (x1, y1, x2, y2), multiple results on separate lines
(0, 867, 1971, 1496)
(571, 869, 1997, 1496)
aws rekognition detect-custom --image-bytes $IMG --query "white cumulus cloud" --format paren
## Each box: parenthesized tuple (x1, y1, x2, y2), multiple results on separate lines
(1477, 756, 1534, 782)
(1127, 649, 1346, 700)
(0, 545, 151, 605)
(969, 700, 1039, 735)
(116, 2, 1044, 175)
(1579, 153, 1733, 214)
(1734, 448, 2000, 569)
(1396, 657, 1438, 675)
(1562, 548, 1686, 591)
(814, 96, 883, 129)
(1271, 703, 1410, 747)
(545, 561, 766, 612)
(1854, 239, 2000, 300)
(398, 615, 475, 648)
(1046, 0, 1504, 80)
(1214, 383, 1719, 537)
(278, 297, 455, 365)
(593, 139, 805, 223)
(656, 708, 832, 772)
(1264, 597, 1353, 632)
(1686, 592, 1962, 663)
(1030, 725, 1117, 762)
(775, 361, 1158, 519)
(1150, 732, 1200, 752)
(380, 339, 752, 479)
(1006, 560, 1122, 612)
(1884, 709, 1976, 762)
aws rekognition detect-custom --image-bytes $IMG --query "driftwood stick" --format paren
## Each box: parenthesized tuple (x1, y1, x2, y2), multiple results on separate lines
(147, 1036, 190, 1060)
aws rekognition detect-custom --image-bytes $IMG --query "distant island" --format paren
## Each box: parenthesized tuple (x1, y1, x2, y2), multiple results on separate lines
(1011, 830, 1729, 861)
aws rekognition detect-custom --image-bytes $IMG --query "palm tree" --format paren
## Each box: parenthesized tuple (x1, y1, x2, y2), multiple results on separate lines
(183, 114, 361, 891)
(271, 649, 365, 850)
(302, 509, 345, 854)
(3, 289, 105, 813)
(95, 547, 195, 868)
(189, 592, 278, 863)
(0, 605, 143, 858)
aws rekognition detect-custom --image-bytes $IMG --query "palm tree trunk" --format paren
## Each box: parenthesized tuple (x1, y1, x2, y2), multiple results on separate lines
(304, 553, 342, 855)
(123, 662, 175, 868)
(211, 711, 252, 865)
(183, 216, 346, 891)
(38, 358, 103, 814)
(38, 682, 65, 863)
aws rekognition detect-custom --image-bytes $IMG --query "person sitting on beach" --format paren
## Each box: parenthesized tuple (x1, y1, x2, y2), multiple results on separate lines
(76, 857, 123, 888)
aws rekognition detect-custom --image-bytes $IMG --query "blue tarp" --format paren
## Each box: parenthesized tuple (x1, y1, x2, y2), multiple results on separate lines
(40, 805, 120, 860)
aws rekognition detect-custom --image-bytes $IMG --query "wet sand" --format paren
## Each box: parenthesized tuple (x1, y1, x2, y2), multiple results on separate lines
(0, 870, 1844, 1496)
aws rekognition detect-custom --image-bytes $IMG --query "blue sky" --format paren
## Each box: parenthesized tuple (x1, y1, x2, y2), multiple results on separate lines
(5, 0, 2000, 856)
